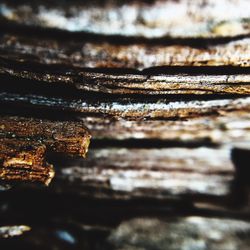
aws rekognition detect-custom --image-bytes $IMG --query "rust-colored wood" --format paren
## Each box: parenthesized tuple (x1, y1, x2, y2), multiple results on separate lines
(0, 116, 91, 157)
(0, 139, 54, 185)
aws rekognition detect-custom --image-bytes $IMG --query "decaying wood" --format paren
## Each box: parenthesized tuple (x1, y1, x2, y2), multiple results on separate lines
(1, 92, 250, 119)
(0, 34, 250, 95)
(0, 34, 250, 70)
(1, 64, 250, 95)
(0, 116, 90, 184)
(74, 73, 250, 95)
(54, 146, 234, 200)
(0, 116, 91, 157)
(0, 1, 249, 248)
(0, 0, 250, 38)
(82, 110, 250, 145)
(0, 139, 54, 185)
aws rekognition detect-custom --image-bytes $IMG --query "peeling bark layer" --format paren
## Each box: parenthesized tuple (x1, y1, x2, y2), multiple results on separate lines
(0, 0, 250, 38)
(1, 92, 250, 119)
(0, 116, 91, 157)
(0, 34, 250, 96)
(0, 139, 54, 185)
(0, 116, 91, 184)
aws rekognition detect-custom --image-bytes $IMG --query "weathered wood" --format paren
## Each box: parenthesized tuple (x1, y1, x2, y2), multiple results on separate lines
(0, 139, 54, 185)
(0, 34, 250, 95)
(75, 73, 250, 95)
(0, 34, 250, 70)
(54, 146, 234, 199)
(1, 92, 250, 119)
(1, 64, 250, 95)
(0, 1, 249, 249)
(0, 0, 250, 38)
(82, 110, 250, 145)
(0, 116, 91, 157)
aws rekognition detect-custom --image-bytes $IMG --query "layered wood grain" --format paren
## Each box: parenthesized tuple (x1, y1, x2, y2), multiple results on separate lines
(0, 116, 91, 157)
(0, 0, 250, 38)
(0, 1, 249, 248)
(82, 110, 250, 146)
(0, 33, 250, 95)
(1, 92, 250, 119)
(0, 34, 250, 70)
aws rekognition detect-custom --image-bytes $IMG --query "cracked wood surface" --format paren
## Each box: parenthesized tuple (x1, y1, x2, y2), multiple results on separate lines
(0, 34, 250, 95)
(0, 34, 250, 69)
(0, 139, 54, 185)
(1, 64, 250, 95)
(0, 116, 91, 157)
(0, 0, 250, 38)
(0, 1, 249, 249)
(1, 92, 250, 119)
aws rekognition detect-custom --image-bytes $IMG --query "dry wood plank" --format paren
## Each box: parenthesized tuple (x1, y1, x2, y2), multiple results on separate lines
(1, 92, 250, 120)
(0, 116, 91, 157)
(0, 0, 250, 38)
(0, 139, 54, 185)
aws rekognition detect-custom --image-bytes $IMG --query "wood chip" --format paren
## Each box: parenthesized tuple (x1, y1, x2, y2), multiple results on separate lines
(0, 139, 54, 185)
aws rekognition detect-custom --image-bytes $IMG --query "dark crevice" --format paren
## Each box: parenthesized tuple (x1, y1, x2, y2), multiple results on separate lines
(90, 138, 218, 149)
